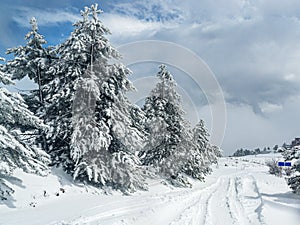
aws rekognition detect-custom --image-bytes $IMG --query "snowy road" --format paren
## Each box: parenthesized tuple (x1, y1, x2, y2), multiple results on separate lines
(1, 155, 300, 225)
(74, 173, 266, 225)
(168, 174, 264, 225)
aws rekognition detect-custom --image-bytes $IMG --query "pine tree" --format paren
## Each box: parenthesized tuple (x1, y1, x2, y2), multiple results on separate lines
(4, 17, 51, 112)
(44, 4, 146, 192)
(140, 65, 192, 186)
(273, 145, 279, 152)
(192, 121, 220, 177)
(283, 145, 300, 194)
(3, 17, 52, 152)
(0, 59, 49, 202)
(183, 120, 217, 180)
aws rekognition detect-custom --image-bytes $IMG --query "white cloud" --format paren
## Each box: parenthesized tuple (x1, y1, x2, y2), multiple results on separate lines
(12, 7, 80, 27)
(259, 102, 283, 114)
(284, 73, 297, 81)
(109, 0, 185, 23)
(102, 13, 177, 38)
(12, 6, 178, 40)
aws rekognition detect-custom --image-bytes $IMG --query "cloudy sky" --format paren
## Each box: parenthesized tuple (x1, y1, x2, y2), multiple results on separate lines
(1, 0, 300, 155)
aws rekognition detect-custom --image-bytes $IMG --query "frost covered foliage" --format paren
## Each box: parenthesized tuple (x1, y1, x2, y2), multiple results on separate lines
(140, 65, 194, 186)
(42, 5, 116, 169)
(283, 146, 300, 194)
(71, 68, 146, 193)
(183, 120, 220, 180)
(3, 17, 53, 151)
(140, 66, 220, 186)
(43, 4, 146, 192)
(288, 175, 300, 194)
(266, 160, 282, 176)
(5, 17, 48, 79)
(0, 62, 49, 202)
(4, 17, 51, 111)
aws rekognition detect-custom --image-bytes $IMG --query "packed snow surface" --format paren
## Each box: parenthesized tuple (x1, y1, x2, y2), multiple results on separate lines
(1, 153, 300, 225)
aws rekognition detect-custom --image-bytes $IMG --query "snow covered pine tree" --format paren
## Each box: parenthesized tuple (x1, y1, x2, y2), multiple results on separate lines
(44, 4, 146, 192)
(3, 17, 53, 152)
(283, 145, 300, 194)
(140, 64, 196, 186)
(184, 120, 221, 180)
(0, 59, 49, 203)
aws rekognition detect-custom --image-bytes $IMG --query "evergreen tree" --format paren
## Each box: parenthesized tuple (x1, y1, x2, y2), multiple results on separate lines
(282, 142, 288, 149)
(273, 145, 279, 152)
(283, 146, 300, 194)
(184, 120, 220, 179)
(4, 17, 51, 113)
(255, 148, 261, 155)
(140, 64, 192, 186)
(3, 17, 52, 152)
(211, 145, 222, 158)
(44, 4, 146, 192)
(0, 59, 49, 202)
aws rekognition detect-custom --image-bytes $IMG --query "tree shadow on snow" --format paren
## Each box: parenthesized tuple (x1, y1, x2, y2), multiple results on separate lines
(50, 166, 94, 190)
(261, 191, 300, 208)
(0, 175, 25, 208)
(50, 166, 111, 195)
(50, 166, 81, 187)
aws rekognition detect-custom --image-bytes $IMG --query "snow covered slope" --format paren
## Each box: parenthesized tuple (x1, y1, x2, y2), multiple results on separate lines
(1, 154, 300, 225)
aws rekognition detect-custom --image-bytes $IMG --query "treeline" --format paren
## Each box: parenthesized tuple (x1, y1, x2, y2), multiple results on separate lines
(0, 4, 221, 201)
(232, 147, 272, 157)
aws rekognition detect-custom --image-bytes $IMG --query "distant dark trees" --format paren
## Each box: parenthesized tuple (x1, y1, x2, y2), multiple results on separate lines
(232, 147, 271, 157)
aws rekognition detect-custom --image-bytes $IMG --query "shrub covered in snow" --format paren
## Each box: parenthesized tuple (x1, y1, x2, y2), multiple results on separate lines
(266, 160, 282, 177)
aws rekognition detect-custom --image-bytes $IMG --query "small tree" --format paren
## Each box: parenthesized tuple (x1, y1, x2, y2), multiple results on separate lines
(140, 65, 195, 186)
(266, 160, 282, 176)
(185, 120, 220, 179)
(255, 148, 261, 155)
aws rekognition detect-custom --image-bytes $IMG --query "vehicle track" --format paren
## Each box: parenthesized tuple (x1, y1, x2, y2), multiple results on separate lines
(168, 174, 266, 225)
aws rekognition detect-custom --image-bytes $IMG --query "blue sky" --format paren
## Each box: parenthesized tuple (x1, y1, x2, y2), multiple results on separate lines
(1, 0, 300, 155)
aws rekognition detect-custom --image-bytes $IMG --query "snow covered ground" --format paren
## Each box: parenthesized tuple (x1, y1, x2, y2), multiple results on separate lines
(1, 153, 300, 225)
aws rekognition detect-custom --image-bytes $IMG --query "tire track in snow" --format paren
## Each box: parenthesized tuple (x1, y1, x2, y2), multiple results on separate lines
(60, 185, 206, 225)
(168, 174, 267, 225)
(168, 177, 222, 225)
(200, 176, 248, 225)
(168, 176, 243, 225)
(203, 177, 231, 225)
(222, 175, 266, 225)
(168, 176, 232, 225)
(225, 177, 249, 225)
(245, 175, 265, 224)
